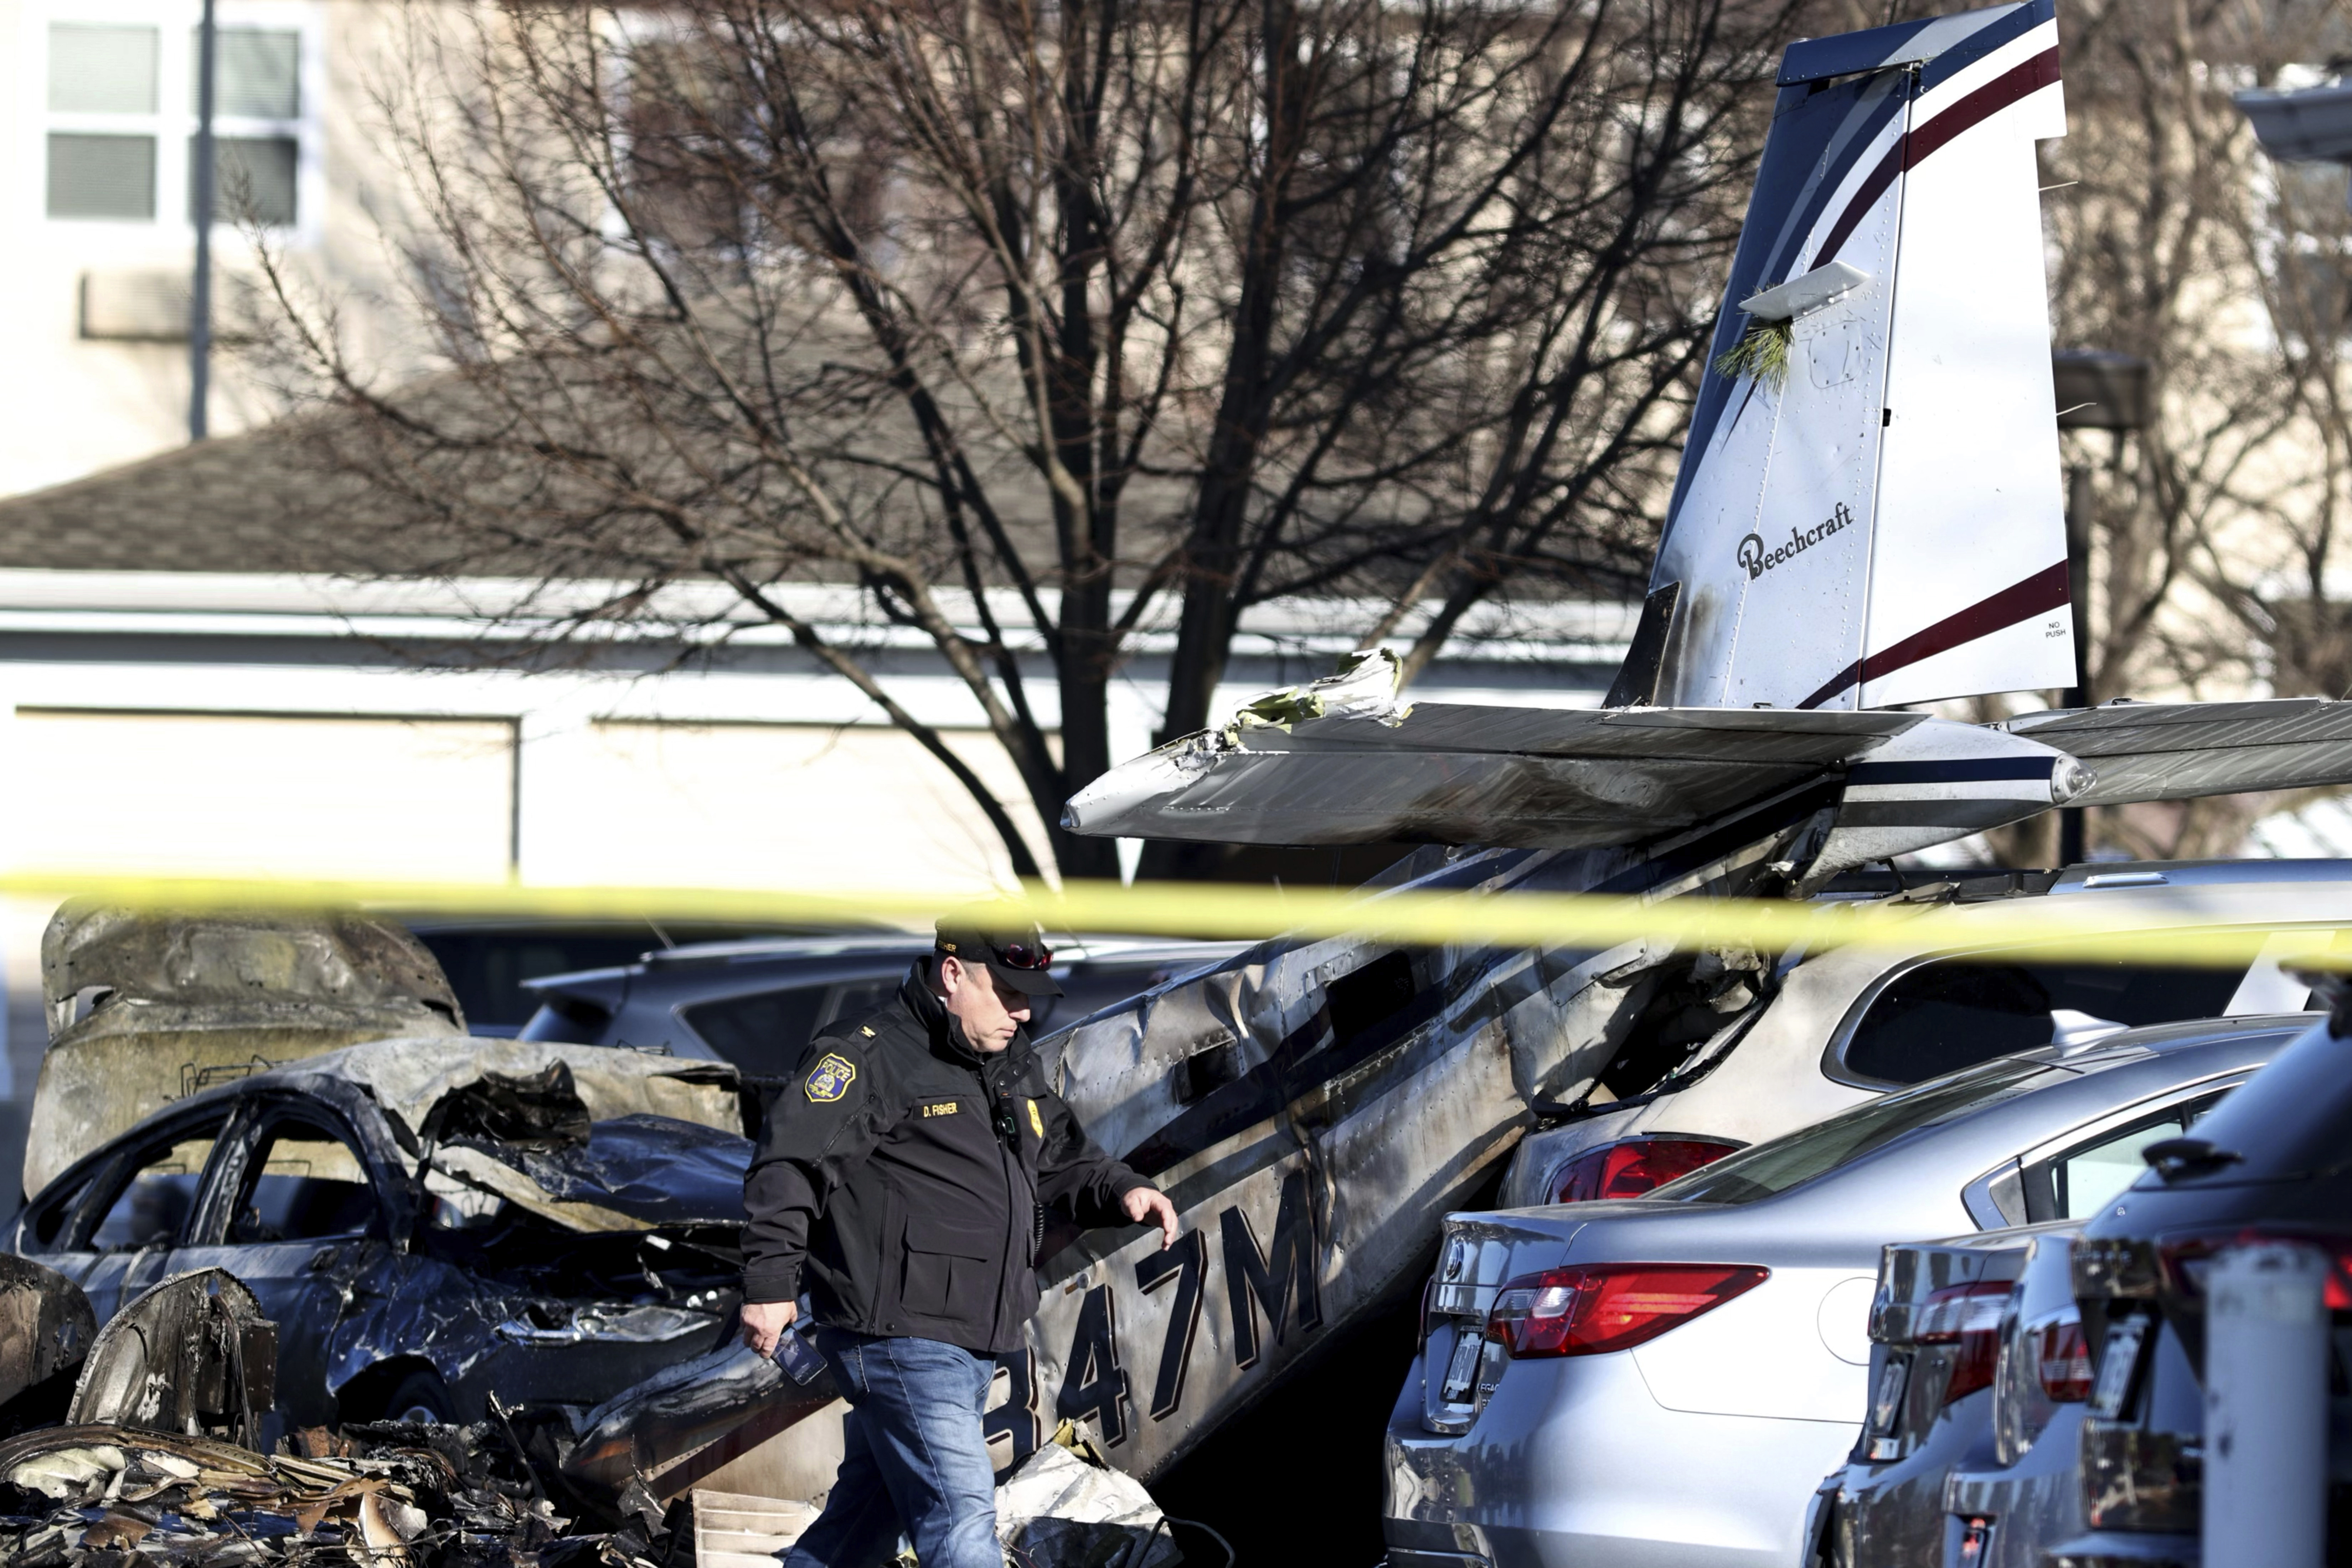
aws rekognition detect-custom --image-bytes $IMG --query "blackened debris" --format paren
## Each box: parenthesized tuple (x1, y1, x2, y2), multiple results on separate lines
(0, 1418, 680, 1567)
(0, 1258, 96, 1435)
(69, 1270, 277, 1450)
(452, 1116, 750, 1228)
(424, 1067, 594, 1154)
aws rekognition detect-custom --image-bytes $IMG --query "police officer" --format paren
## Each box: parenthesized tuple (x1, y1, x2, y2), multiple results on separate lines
(739, 918, 1178, 1568)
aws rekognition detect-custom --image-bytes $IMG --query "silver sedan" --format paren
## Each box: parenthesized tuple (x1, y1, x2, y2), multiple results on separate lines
(1382, 1015, 2311, 1568)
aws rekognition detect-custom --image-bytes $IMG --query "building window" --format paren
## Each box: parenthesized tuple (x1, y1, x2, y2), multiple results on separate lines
(191, 136, 297, 226)
(49, 134, 158, 221)
(203, 26, 299, 118)
(51, 23, 159, 113)
(47, 24, 160, 220)
(189, 27, 303, 226)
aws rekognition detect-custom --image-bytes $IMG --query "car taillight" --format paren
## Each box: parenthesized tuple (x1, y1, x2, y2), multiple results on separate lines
(1484, 1263, 1766, 1358)
(2153, 1230, 2352, 1307)
(1917, 1280, 2013, 1405)
(1549, 1137, 1742, 1204)
(2034, 1313, 2091, 1402)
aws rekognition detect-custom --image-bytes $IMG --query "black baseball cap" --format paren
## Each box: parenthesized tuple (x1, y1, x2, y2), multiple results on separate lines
(934, 919, 1064, 996)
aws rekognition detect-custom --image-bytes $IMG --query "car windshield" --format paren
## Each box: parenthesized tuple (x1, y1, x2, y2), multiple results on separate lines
(1648, 1057, 2059, 1205)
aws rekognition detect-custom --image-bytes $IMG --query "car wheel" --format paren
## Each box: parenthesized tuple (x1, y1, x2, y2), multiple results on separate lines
(376, 1367, 458, 1426)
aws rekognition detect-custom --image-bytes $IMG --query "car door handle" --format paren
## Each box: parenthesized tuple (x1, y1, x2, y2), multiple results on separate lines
(306, 1248, 339, 1273)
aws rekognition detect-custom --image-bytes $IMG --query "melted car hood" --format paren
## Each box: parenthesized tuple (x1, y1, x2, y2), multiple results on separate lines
(449, 1114, 751, 1228)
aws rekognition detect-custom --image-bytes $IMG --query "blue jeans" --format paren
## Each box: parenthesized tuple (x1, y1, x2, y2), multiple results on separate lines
(781, 1329, 1001, 1568)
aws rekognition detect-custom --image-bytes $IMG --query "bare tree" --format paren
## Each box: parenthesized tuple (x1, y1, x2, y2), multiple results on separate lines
(253, 0, 1803, 880)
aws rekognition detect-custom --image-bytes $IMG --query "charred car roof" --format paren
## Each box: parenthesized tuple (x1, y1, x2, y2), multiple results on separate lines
(27, 907, 471, 1196)
(27, 1038, 751, 1237)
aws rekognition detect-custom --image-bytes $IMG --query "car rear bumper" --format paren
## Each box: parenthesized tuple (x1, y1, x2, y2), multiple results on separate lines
(1382, 1348, 1859, 1568)
(1940, 1402, 2089, 1568)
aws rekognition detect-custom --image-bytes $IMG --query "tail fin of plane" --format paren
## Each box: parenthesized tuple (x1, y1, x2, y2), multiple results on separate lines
(1616, 0, 2072, 713)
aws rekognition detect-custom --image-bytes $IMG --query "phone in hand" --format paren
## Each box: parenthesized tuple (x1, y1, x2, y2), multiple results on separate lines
(775, 1326, 825, 1384)
(773, 1296, 824, 1384)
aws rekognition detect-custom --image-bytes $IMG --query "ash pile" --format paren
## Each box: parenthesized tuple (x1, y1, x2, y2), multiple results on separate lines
(2, 1424, 574, 1568)
(0, 1262, 675, 1568)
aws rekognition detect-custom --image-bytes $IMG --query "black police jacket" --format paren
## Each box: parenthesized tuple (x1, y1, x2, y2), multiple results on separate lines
(740, 961, 1149, 1355)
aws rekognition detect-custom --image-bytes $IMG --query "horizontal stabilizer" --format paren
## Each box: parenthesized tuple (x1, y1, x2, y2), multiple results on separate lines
(2006, 700, 2352, 805)
(1063, 704, 1919, 847)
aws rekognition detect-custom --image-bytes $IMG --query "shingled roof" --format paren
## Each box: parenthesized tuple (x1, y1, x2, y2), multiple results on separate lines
(0, 406, 1146, 585)
(0, 387, 1610, 609)
(0, 424, 423, 576)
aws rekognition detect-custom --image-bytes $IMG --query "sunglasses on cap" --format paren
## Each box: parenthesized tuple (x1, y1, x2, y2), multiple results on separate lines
(934, 928, 1060, 987)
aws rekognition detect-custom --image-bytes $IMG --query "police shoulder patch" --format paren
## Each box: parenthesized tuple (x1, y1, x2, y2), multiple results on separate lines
(805, 1052, 859, 1103)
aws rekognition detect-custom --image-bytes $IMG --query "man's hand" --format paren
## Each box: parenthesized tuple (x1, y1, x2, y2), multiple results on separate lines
(1122, 1186, 1181, 1249)
(741, 1298, 798, 1357)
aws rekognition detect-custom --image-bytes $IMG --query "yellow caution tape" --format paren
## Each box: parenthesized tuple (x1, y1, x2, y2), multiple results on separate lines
(0, 868, 2343, 970)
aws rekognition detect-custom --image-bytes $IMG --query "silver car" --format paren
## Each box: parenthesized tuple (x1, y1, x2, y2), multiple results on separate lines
(1801, 1221, 2083, 1567)
(1922, 1225, 2091, 1568)
(1497, 859, 2352, 1212)
(1384, 1016, 2309, 1568)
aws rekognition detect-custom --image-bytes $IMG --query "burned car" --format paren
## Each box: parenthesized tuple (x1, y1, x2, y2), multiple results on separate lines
(5, 1035, 753, 1444)
(24, 903, 471, 1204)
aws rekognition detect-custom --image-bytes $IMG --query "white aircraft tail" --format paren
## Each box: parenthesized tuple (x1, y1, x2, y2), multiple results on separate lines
(1613, 0, 2072, 713)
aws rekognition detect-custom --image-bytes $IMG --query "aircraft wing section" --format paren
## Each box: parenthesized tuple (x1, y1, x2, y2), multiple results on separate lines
(1063, 704, 1922, 847)
(2006, 699, 2352, 805)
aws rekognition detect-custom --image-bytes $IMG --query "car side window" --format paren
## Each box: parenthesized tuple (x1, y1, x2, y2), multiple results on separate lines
(815, 978, 898, 1035)
(227, 1116, 379, 1244)
(1843, 953, 2245, 1086)
(15, 1179, 84, 1254)
(88, 1128, 223, 1253)
(684, 984, 834, 1076)
(2024, 1090, 2230, 1221)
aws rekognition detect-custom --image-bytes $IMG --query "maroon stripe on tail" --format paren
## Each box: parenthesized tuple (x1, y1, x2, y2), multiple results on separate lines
(1901, 46, 2061, 170)
(1812, 46, 2062, 269)
(1796, 561, 2071, 710)
(1813, 143, 1903, 271)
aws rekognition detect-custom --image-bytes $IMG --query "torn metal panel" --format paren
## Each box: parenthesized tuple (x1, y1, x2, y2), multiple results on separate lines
(442, 1112, 753, 1230)
(307, 1241, 728, 1426)
(27, 906, 466, 1195)
(993, 1429, 1182, 1568)
(0, 1257, 95, 1417)
(562, 1342, 842, 1502)
(320, 1037, 745, 1150)
(425, 1061, 594, 1148)
(68, 1269, 276, 1448)
(413, 1068, 750, 1237)
(429, 1146, 664, 1234)
(39, 904, 460, 1038)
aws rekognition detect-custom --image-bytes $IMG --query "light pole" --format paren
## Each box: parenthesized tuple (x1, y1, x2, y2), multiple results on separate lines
(189, 0, 218, 442)
(2049, 348, 2147, 866)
